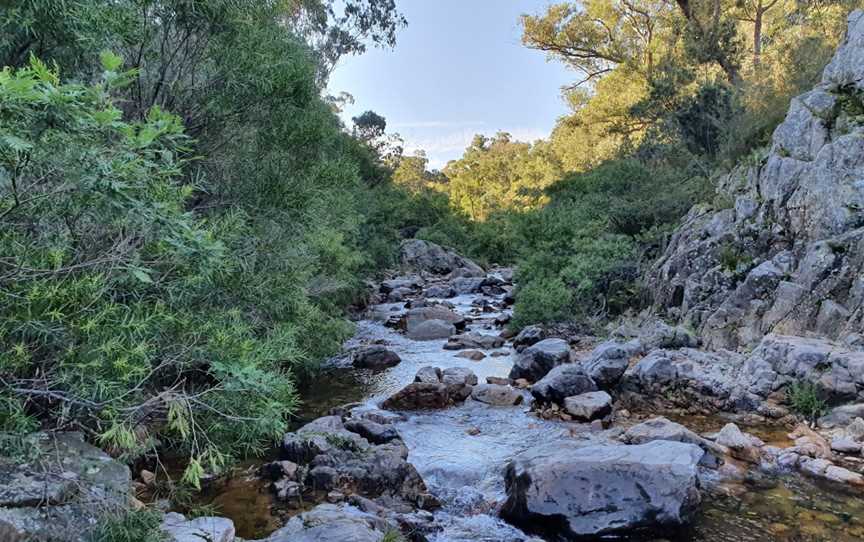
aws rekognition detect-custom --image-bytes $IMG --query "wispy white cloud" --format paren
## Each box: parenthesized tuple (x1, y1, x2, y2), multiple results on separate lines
(391, 120, 487, 129)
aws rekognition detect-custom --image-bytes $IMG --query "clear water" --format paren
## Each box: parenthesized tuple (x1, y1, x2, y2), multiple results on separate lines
(208, 291, 864, 541)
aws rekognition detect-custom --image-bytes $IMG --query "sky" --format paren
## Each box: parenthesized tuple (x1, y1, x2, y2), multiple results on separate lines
(327, 0, 574, 170)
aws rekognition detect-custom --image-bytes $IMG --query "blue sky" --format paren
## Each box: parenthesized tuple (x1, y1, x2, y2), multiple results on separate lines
(327, 0, 574, 169)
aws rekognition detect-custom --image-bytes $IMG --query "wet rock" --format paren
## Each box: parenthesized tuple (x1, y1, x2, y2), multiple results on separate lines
(441, 367, 478, 401)
(501, 440, 704, 539)
(799, 457, 864, 487)
(400, 239, 484, 277)
(455, 350, 486, 361)
(451, 277, 485, 294)
(383, 383, 450, 410)
(414, 366, 443, 383)
(789, 424, 833, 458)
(351, 408, 406, 426)
(261, 460, 299, 481)
(387, 287, 414, 302)
(530, 364, 597, 405)
(0, 432, 132, 542)
(424, 284, 456, 299)
(380, 277, 422, 294)
(495, 313, 512, 326)
(487, 376, 510, 385)
(405, 305, 465, 329)
(715, 423, 762, 463)
(512, 326, 545, 350)
(279, 416, 435, 510)
(264, 503, 394, 542)
(353, 345, 401, 369)
(623, 417, 725, 467)
(161, 512, 235, 542)
(444, 332, 505, 350)
(509, 338, 571, 382)
(471, 384, 524, 406)
(407, 319, 456, 340)
(563, 391, 612, 421)
(273, 479, 302, 501)
(580, 339, 642, 388)
(344, 419, 400, 445)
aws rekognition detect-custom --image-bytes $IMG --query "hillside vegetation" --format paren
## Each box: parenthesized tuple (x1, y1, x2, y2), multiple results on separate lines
(0, 0, 418, 483)
(396, 0, 862, 329)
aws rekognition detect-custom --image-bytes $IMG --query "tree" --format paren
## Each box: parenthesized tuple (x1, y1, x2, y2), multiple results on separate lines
(286, 0, 407, 80)
(444, 133, 562, 221)
(673, 0, 743, 81)
(521, 0, 676, 85)
(352, 110, 388, 141)
(392, 151, 447, 193)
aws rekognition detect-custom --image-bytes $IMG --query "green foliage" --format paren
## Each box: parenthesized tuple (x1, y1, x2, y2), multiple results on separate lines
(0, 0, 411, 478)
(786, 381, 828, 427)
(88, 508, 166, 542)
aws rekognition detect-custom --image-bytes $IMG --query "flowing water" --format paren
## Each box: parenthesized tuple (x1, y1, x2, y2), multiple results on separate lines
(204, 290, 864, 541)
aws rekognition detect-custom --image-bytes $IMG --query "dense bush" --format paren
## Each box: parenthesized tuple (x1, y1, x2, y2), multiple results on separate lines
(0, 0, 411, 488)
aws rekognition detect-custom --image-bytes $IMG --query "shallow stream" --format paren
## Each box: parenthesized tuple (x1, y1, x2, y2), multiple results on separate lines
(203, 291, 864, 541)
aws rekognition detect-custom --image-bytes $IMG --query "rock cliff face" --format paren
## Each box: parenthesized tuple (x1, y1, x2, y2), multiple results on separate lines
(649, 9, 864, 351)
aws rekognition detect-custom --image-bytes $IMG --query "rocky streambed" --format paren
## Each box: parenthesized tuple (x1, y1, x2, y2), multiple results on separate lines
(6, 240, 864, 541)
(153, 240, 864, 542)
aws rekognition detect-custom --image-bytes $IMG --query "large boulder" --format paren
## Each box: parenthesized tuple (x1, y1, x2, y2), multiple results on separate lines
(741, 334, 864, 403)
(382, 382, 450, 410)
(404, 306, 464, 340)
(509, 339, 571, 382)
(445, 332, 505, 350)
(645, 10, 864, 349)
(622, 348, 745, 411)
(399, 239, 484, 277)
(512, 326, 545, 350)
(279, 417, 435, 509)
(0, 433, 132, 542)
(563, 391, 612, 421)
(263, 504, 394, 542)
(471, 384, 524, 406)
(501, 441, 704, 539)
(353, 345, 401, 369)
(623, 417, 725, 466)
(530, 364, 597, 405)
(451, 277, 485, 294)
(407, 319, 456, 341)
(441, 367, 478, 402)
(580, 339, 642, 388)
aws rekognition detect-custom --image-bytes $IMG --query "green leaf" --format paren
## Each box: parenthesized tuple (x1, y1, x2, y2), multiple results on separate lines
(99, 50, 123, 72)
(130, 268, 154, 284)
(1, 135, 33, 152)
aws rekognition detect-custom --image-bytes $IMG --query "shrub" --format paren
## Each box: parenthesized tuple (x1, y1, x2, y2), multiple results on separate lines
(786, 381, 828, 427)
(88, 509, 166, 542)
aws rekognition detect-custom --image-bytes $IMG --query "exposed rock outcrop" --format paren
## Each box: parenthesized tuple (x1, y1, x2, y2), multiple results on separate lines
(648, 10, 864, 351)
(400, 239, 484, 277)
(0, 433, 132, 542)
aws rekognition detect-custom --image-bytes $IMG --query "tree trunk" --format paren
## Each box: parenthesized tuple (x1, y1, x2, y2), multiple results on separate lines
(753, 5, 763, 68)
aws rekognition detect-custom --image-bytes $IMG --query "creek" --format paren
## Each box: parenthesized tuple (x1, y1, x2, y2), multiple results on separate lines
(199, 289, 864, 541)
